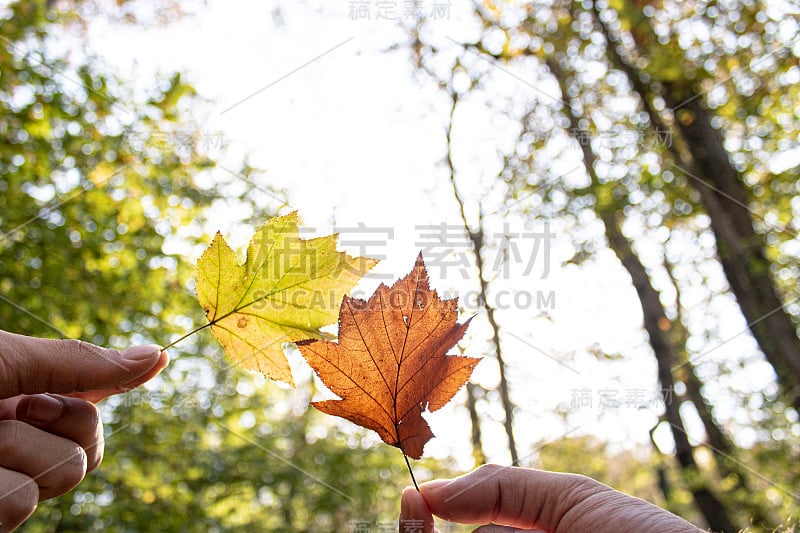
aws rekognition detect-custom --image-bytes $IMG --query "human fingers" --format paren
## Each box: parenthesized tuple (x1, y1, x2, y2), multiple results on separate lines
(473, 526, 541, 532)
(419, 465, 701, 533)
(68, 349, 169, 404)
(400, 487, 436, 533)
(15, 395, 104, 471)
(0, 467, 38, 533)
(0, 420, 87, 500)
(0, 330, 163, 398)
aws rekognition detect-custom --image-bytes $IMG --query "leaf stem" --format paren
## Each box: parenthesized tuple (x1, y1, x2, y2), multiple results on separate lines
(161, 322, 212, 351)
(403, 453, 419, 492)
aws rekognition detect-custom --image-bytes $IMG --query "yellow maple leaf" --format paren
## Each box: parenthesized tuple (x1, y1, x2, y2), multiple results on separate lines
(196, 211, 377, 386)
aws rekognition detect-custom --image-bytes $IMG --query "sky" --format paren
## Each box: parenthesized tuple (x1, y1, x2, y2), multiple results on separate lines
(53, 0, 779, 468)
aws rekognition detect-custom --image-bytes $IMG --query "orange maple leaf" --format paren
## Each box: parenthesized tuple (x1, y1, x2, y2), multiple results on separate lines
(299, 253, 481, 459)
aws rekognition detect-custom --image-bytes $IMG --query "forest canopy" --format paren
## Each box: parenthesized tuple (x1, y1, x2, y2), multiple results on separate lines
(1, 0, 798, 531)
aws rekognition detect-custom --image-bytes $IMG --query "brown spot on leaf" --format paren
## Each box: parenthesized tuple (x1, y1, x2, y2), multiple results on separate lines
(237, 317, 248, 329)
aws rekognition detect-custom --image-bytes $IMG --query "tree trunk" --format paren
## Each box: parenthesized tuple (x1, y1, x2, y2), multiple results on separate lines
(649, 419, 674, 507)
(434, 91, 519, 466)
(663, 255, 774, 527)
(469, 224, 519, 465)
(444, 90, 519, 464)
(546, 55, 739, 532)
(593, 10, 779, 523)
(605, 219, 738, 532)
(465, 382, 488, 466)
(603, 0, 800, 412)
(665, 85, 800, 411)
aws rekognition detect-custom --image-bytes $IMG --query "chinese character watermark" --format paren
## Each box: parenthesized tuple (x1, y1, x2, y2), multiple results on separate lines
(569, 128, 673, 150)
(349, 518, 456, 532)
(125, 129, 226, 156)
(492, 221, 554, 279)
(241, 220, 555, 297)
(347, 0, 451, 21)
(568, 387, 674, 410)
(335, 222, 395, 280)
(415, 223, 473, 279)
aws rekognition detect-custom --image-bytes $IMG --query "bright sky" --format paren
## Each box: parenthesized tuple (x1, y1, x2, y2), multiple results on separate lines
(59, 0, 776, 468)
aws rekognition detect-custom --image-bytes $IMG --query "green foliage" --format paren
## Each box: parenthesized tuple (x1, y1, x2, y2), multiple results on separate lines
(4, 0, 799, 530)
(413, 0, 800, 529)
(1, 2, 450, 531)
(0, 0, 215, 345)
(23, 347, 451, 531)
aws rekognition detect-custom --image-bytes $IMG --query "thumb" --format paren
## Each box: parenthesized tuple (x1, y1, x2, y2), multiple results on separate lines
(419, 466, 561, 528)
(419, 465, 701, 533)
(0, 330, 163, 398)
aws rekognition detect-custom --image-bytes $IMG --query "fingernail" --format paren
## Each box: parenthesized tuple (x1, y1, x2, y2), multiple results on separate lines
(26, 395, 64, 423)
(121, 345, 161, 361)
(420, 479, 450, 492)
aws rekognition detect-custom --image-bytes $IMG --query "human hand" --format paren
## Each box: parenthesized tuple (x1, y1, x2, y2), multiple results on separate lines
(399, 464, 702, 533)
(0, 329, 169, 532)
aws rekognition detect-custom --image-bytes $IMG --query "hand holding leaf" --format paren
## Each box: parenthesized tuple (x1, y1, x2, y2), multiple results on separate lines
(171, 216, 477, 486)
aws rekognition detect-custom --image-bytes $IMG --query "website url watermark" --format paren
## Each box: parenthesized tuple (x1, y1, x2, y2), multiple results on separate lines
(245, 288, 555, 312)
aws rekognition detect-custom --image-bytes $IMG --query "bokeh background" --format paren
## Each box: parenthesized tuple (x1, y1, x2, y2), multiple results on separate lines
(1, 0, 799, 531)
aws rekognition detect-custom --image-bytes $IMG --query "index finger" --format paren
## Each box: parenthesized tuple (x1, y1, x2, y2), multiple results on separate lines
(0, 330, 163, 398)
(68, 349, 169, 404)
(400, 487, 435, 533)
